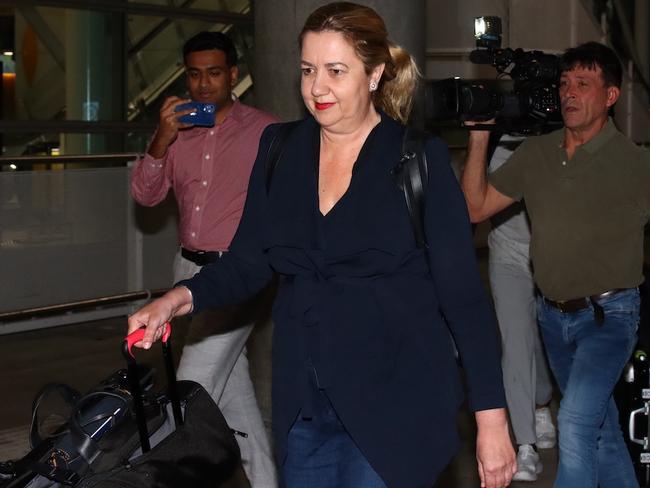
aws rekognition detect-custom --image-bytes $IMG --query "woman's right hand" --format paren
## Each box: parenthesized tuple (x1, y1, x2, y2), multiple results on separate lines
(127, 286, 194, 349)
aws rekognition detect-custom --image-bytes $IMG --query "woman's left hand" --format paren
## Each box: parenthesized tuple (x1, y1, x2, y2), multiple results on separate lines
(475, 408, 517, 488)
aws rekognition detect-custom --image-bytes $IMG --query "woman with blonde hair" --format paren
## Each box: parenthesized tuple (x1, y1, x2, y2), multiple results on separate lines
(128, 2, 515, 486)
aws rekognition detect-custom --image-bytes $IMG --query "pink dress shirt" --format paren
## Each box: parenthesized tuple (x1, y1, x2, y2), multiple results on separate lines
(131, 100, 279, 252)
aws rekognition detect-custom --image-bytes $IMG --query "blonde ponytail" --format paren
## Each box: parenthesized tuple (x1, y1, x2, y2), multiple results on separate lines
(374, 43, 421, 124)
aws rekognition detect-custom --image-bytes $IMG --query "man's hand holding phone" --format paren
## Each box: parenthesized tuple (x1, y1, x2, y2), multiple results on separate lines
(149, 97, 216, 159)
(174, 101, 216, 127)
(147, 97, 197, 159)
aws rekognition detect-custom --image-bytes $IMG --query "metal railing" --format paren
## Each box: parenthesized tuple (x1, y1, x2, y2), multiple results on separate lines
(0, 288, 168, 323)
(0, 155, 180, 334)
(0, 289, 171, 336)
(0, 153, 141, 169)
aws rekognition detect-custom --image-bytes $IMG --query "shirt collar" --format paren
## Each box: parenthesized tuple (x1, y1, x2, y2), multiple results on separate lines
(557, 117, 618, 152)
(581, 117, 618, 153)
(224, 98, 244, 126)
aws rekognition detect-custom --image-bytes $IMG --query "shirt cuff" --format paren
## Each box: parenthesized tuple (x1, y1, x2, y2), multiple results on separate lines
(140, 153, 165, 173)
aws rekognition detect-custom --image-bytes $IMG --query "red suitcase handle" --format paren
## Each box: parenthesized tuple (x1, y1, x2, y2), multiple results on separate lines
(122, 321, 182, 453)
(124, 322, 172, 359)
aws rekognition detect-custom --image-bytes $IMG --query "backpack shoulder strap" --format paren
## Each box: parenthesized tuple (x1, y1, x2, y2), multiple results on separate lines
(392, 126, 429, 249)
(265, 121, 300, 193)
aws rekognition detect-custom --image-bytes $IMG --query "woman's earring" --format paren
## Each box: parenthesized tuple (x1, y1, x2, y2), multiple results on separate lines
(369, 81, 377, 92)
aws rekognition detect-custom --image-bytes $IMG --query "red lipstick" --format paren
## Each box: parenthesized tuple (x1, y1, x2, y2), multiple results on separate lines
(315, 102, 334, 111)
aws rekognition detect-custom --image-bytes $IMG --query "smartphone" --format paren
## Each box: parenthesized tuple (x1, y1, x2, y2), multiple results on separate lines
(175, 101, 217, 127)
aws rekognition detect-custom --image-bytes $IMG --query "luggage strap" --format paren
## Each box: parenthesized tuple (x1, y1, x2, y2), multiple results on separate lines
(30, 383, 81, 449)
(391, 127, 429, 249)
(264, 121, 300, 192)
(68, 390, 131, 464)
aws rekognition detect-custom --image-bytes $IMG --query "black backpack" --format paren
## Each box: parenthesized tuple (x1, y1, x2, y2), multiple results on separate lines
(264, 122, 429, 248)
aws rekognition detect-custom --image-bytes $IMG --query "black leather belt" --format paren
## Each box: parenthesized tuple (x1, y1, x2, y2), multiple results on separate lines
(181, 247, 222, 266)
(543, 288, 629, 325)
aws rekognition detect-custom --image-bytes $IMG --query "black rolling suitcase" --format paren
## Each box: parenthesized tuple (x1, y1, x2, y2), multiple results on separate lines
(617, 265, 650, 487)
(0, 323, 241, 488)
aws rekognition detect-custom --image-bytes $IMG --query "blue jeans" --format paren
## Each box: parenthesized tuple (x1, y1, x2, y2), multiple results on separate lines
(537, 289, 640, 488)
(282, 392, 386, 488)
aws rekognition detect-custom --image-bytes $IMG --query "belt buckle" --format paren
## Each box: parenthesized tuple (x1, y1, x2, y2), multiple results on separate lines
(555, 300, 568, 313)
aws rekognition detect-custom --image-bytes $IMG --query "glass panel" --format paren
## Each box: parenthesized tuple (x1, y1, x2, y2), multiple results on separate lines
(1, 0, 252, 157)
(0, 165, 179, 313)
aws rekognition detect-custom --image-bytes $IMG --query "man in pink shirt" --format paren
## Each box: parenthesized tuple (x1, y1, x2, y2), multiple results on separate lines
(131, 31, 279, 487)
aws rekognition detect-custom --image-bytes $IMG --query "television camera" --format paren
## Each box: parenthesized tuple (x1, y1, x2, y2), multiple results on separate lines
(425, 16, 563, 135)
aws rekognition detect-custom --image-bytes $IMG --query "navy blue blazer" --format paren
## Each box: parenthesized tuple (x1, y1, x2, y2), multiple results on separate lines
(182, 113, 505, 487)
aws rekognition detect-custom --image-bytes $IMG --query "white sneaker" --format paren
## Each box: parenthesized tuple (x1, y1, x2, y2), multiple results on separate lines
(513, 444, 543, 482)
(535, 406, 557, 449)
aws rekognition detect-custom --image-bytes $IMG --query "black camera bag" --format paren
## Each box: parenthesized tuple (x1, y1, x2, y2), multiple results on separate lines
(0, 324, 240, 488)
